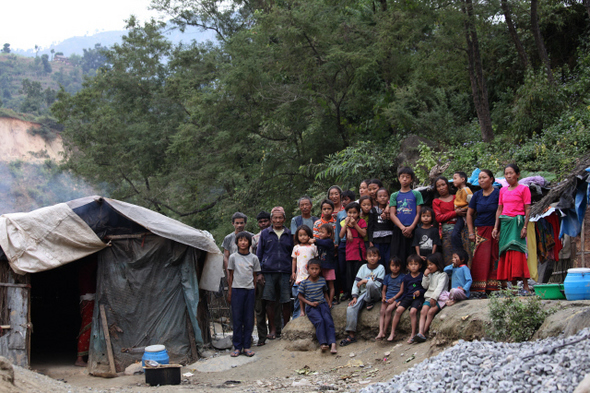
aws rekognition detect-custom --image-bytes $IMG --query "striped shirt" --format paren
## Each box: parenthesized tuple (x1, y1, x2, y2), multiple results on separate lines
(298, 277, 328, 303)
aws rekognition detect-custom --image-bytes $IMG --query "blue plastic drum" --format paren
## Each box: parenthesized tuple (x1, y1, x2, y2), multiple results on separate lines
(142, 345, 169, 367)
(563, 268, 590, 301)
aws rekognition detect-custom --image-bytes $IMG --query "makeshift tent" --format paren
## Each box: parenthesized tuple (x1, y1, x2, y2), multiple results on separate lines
(0, 196, 223, 372)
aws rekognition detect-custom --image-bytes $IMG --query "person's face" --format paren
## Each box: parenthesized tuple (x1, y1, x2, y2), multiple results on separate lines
(368, 183, 379, 200)
(376, 190, 389, 206)
(342, 197, 352, 208)
(347, 207, 360, 220)
(272, 213, 285, 229)
(421, 211, 432, 225)
(504, 167, 519, 186)
(308, 264, 321, 279)
(318, 227, 330, 240)
(408, 260, 421, 273)
(390, 263, 401, 275)
(427, 260, 438, 273)
(321, 204, 334, 219)
(233, 218, 246, 233)
(436, 179, 449, 197)
(237, 237, 250, 251)
(360, 199, 372, 215)
(479, 172, 493, 189)
(297, 230, 310, 244)
(329, 189, 341, 205)
(359, 182, 369, 197)
(367, 252, 380, 267)
(452, 253, 461, 267)
(399, 174, 412, 188)
(257, 218, 270, 230)
(299, 200, 312, 216)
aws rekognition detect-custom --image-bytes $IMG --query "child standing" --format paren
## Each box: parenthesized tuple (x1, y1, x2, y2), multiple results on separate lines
(441, 248, 472, 306)
(227, 232, 260, 357)
(359, 196, 372, 251)
(340, 247, 385, 346)
(313, 199, 336, 239)
(412, 207, 441, 261)
(414, 253, 448, 343)
(339, 202, 368, 295)
(292, 225, 318, 318)
(388, 254, 425, 343)
(298, 259, 338, 354)
(369, 188, 394, 272)
(376, 256, 405, 340)
(451, 171, 473, 252)
(367, 179, 384, 206)
(390, 167, 423, 264)
(314, 223, 336, 307)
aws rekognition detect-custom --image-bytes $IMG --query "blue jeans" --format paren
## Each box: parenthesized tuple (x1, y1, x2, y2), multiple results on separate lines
(306, 302, 336, 345)
(292, 285, 301, 319)
(451, 217, 465, 252)
(231, 288, 255, 351)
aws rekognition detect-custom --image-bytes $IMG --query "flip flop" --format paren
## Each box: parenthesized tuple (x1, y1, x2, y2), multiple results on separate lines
(230, 349, 241, 357)
(243, 349, 255, 357)
(414, 333, 427, 343)
(339, 336, 356, 346)
(267, 334, 277, 340)
(366, 303, 374, 311)
(256, 341, 266, 347)
(407, 337, 415, 344)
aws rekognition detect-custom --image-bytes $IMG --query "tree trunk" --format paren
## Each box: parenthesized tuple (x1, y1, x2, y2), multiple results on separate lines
(463, 0, 494, 143)
(501, 0, 528, 69)
(584, 0, 590, 20)
(531, 0, 555, 85)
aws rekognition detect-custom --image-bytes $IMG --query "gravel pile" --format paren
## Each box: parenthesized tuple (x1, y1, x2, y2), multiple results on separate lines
(362, 328, 590, 393)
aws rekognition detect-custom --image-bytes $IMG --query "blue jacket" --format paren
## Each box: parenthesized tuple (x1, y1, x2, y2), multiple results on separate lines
(256, 226, 294, 274)
(444, 264, 473, 298)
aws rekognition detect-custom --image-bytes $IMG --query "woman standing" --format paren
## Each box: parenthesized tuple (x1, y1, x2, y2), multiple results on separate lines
(432, 176, 458, 266)
(467, 170, 501, 295)
(328, 185, 344, 220)
(492, 164, 532, 294)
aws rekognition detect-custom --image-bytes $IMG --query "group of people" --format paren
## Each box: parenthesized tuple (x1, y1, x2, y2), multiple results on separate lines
(222, 164, 533, 356)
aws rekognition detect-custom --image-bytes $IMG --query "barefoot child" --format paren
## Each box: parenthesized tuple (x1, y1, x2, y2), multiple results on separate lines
(376, 256, 405, 340)
(414, 253, 448, 343)
(412, 207, 441, 261)
(292, 225, 318, 318)
(388, 254, 425, 343)
(441, 248, 472, 306)
(227, 232, 260, 357)
(298, 259, 338, 354)
(314, 223, 336, 307)
(340, 247, 385, 346)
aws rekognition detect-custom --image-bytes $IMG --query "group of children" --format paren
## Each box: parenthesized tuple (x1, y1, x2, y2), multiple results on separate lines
(228, 166, 475, 356)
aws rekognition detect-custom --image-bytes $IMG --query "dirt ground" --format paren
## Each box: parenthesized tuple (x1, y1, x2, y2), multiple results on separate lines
(11, 334, 444, 393)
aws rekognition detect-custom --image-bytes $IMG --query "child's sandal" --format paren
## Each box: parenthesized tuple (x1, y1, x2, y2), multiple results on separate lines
(230, 349, 241, 357)
(339, 336, 356, 346)
(243, 349, 255, 357)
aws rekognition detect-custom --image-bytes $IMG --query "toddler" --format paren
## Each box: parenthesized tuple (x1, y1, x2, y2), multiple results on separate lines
(414, 253, 448, 343)
(314, 223, 336, 307)
(376, 256, 405, 340)
(291, 225, 318, 318)
(441, 248, 472, 306)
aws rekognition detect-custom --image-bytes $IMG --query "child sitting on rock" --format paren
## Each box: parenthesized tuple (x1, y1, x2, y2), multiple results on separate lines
(375, 256, 405, 340)
(414, 253, 448, 343)
(340, 247, 385, 346)
(440, 248, 472, 306)
(298, 259, 337, 354)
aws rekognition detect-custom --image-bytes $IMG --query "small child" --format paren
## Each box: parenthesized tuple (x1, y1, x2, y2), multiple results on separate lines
(414, 253, 449, 343)
(359, 195, 372, 251)
(298, 259, 337, 354)
(292, 225, 318, 318)
(388, 254, 425, 343)
(376, 256, 405, 340)
(313, 199, 336, 239)
(340, 247, 385, 346)
(369, 188, 394, 272)
(339, 202, 368, 295)
(390, 167, 423, 264)
(412, 207, 441, 261)
(441, 248, 472, 306)
(314, 223, 336, 307)
(451, 171, 473, 252)
(227, 232, 260, 357)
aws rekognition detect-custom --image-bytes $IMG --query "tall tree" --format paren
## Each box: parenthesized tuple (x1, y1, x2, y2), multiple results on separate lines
(501, 0, 528, 69)
(1, 43, 10, 54)
(531, 0, 554, 84)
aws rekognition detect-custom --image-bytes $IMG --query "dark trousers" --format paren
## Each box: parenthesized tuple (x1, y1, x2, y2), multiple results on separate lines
(346, 260, 363, 296)
(451, 217, 465, 252)
(231, 288, 255, 351)
(374, 241, 391, 274)
(336, 242, 347, 296)
(391, 227, 414, 266)
(255, 282, 281, 343)
(305, 302, 336, 345)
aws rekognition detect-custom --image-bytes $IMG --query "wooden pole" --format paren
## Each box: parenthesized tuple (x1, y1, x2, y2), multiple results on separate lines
(100, 305, 117, 375)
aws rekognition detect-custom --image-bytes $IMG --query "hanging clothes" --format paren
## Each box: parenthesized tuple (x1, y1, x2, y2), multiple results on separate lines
(545, 213, 562, 261)
(526, 222, 538, 282)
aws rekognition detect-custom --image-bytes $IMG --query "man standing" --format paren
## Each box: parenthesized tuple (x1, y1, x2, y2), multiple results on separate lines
(290, 197, 318, 234)
(256, 207, 294, 340)
(222, 212, 251, 277)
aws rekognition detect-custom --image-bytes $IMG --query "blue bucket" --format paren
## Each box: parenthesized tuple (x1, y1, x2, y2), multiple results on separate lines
(563, 268, 590, 301)
(142, 345, 169, 367)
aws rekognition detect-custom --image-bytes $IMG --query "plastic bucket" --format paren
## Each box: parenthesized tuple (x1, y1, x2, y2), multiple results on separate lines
(142, 345, 169, 367)
(533, 284, 566, 300)
(563, 268, 590, 301)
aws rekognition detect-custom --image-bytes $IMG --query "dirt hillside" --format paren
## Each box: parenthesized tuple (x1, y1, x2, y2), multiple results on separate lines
(0, 118, 64, 163)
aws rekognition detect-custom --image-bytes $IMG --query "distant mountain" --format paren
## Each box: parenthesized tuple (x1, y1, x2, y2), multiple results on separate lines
(12, 25, 216, 58)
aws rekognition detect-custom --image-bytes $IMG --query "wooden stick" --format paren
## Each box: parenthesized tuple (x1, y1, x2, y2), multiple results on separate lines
(100, 305, 117, 375)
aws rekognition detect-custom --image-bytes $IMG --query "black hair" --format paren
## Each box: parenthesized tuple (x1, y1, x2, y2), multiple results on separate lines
(294, 225, 313, 245)
(368, 178, 383, 188)
(307, 258, 322, 268)
(390, 255, 402, 268)
(420, 206, 438, 228)
(319, 223, 334, 239)
(342, 190, 356, 201)
(398, 167, 416, 181)
(231, 211, 248, 224)
(434, 176, 450, 197)
(480, 169, 495, 183)
(320, 199, 335, 210)
(297, 196, 313, 206)
(454, 171, 468, 182)
(235, 231, 252, 247)
(327, 185, 343, 199)
(505, 163, 520, 175)
(256, 211, 271, 221)
(453, 248, 470, 265)
(345, 202, 361, 213)
(376, 187, 390, 196)
(407, 254, 422, 266)
(426, 252, 445, 273)
(359, 195, 372, 210)
(360, 179, 371, 187)
(367, 246, 380, 256)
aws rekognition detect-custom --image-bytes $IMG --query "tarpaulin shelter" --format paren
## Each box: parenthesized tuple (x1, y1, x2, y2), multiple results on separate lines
(0, 196, 223, 372)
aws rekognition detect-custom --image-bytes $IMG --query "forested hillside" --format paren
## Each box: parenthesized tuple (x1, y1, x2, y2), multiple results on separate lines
(51, 0, 590, 239)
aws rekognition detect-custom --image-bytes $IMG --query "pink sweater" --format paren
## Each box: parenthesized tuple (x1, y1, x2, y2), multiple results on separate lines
(499, 184, 531, 217)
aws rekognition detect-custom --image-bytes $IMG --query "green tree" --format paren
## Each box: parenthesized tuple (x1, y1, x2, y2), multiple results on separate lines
(20, 79, 44, 113)
(41, 54, 52, 74)
(1, 43, 9, 54)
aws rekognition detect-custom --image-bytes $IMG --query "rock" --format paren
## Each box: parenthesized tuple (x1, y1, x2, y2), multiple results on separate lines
(199, 349, 216, 358)
(211, 336, 233, 350)
(284, 338, 317, 352)
(533, 301, 590, 340)
(0, 356, 14, 384)
(565, 308, 590, 338)
(574, 374, 590, 393)
(292, 379, 311, 387)
(124, 362, 143, 375)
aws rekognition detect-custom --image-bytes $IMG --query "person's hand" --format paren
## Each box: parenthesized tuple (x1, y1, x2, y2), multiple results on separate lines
(310, 301, 319, 308)
(458, 286, 463, 291)
(345, 217, 351, 226)
(382, 298, 387, 304)
(394, 301, 400, 307)
(468, 233, 475, 242)
(256, 274, 265, 285)
(413, 290, 421, 297)
(492, 228, 499, 239)
(349, 217, 357, 227)
(387, 298, 395, 304)
(348, 298, 357, 307)
(429, 298, 436, 307)
(370, 242, 374, 247)
(357, 279, 367, 288)
(227, 291, 232, 304)
(291, 273, 297, 282)
(520, 227, 527, 239)
(424, 267, 430, 276)
(421, 255, 427, 261)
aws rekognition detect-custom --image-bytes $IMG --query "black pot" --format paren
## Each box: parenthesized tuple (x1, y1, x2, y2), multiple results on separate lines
(144, 364, 182, 386)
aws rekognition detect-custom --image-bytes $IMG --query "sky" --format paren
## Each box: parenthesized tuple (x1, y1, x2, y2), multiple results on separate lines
(1, 0, 161, 50)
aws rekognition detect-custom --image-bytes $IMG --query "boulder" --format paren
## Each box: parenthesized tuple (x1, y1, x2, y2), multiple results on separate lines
(284, 339, 318, 352)
(429, 299, 489, 345)
(211, 336, 233, 350)
(564, 308, 590, 338)
(533, 300, 590, 340)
